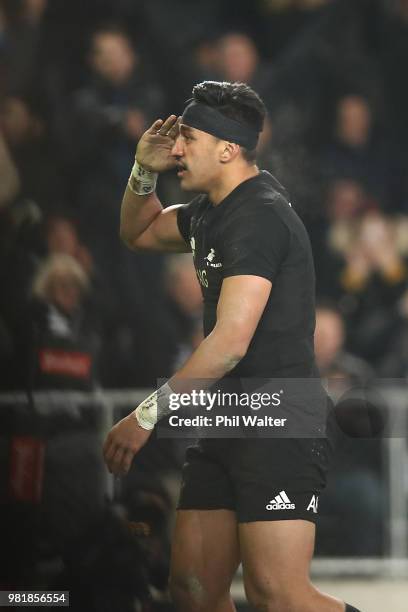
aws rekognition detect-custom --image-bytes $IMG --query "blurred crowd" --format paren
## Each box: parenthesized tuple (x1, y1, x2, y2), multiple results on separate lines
(1, 0, 408, 597)
(1, 0, 408, 392)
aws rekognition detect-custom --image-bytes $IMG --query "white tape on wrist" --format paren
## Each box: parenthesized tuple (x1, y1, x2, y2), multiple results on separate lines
(134, 383, 172, 430)
(128, 159, 158, 196)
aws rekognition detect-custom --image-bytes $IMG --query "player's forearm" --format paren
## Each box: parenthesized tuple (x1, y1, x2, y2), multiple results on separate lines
(173, 329, 247, 383)
(120, 185, 162, 247)
(120, 153, 163, 247)
(133, 330, 247, 429)
(120, 115, 180, 248)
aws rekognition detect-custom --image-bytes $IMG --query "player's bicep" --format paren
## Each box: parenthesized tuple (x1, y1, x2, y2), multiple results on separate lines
(214, 275, 272, 353)
(134, 205, 190, 252)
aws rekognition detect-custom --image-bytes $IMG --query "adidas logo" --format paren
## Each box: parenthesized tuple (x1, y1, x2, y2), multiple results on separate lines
(266, 490, 295, 510)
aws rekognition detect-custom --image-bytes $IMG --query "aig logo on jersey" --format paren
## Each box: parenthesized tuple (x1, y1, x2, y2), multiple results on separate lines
(307, 495, 319, 514)
(266, 490, 296, 510)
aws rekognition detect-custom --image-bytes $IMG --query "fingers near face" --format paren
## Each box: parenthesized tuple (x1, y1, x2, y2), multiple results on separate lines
(167, 116, 181, 139)
(148, 118, 164, 133)
(157, 114, 178, 136)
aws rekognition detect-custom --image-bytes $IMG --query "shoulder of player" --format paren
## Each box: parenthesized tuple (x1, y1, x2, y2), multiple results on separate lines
(253, 192, 308, 232)
(225, 192, 292, 227)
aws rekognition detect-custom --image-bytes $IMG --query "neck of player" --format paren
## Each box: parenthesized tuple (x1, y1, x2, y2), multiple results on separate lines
(208, 163, 260, 206)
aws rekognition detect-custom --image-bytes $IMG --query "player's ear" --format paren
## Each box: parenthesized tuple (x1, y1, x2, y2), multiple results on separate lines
(219, 142, 240, 164)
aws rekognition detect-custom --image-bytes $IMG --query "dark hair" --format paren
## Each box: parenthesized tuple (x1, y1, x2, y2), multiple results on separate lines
(191, 81, 266, 162)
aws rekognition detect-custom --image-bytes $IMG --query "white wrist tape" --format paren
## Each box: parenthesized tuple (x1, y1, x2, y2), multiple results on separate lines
(128, 159, 158, 196)
(134, 382, 172, 430)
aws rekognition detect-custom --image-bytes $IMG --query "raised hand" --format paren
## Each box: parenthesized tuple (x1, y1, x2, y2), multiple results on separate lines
(136, 114, 180, 173)
(359, 213, 400, 271)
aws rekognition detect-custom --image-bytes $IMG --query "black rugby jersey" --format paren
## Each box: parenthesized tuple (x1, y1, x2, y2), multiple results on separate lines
(177, 170, 319, 378)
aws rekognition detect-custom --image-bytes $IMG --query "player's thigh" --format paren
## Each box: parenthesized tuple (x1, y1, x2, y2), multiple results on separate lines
(239, 519, 315, 601)
(170, 509, 240, 595)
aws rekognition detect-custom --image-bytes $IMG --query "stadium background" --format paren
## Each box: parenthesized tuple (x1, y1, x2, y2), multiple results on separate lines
(0, 0, 407, 609)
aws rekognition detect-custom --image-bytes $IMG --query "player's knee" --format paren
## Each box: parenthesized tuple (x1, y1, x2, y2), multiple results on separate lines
(169, 571, 209, 611)
(170, 570, 232, 612)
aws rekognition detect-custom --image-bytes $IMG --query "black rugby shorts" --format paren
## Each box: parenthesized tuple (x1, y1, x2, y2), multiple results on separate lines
(177, 436, 333, 523)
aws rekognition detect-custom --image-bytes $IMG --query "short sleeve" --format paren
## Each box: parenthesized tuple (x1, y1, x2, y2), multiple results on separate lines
(176, 196, 205, 246)
(219, 203, 290, 282)
(176, 203, 191, 245)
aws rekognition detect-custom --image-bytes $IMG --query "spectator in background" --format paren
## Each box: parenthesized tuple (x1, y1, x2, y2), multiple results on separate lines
(314, 300, 384, 557)
(71, 24, 166, 328)
(321, 206, 408, 370)
(314, 179, 375, 298)
(23, 254, 108, 565)
(132, 0, 223, 101)
(0, 93, 64, 214)
(175, 30, 225, 114)
(321, 94, 402, 210)
(43, 212, 161, 389)
(216, 32, 260, 84)
(45, 212, 119, 330)
(326, 178, 373, 221)
(159, 254, 203, 374)
(335, 95, 372, 148)
(101, 253, 203, 389)
(215, 32, 274, 108)
(210, 31, 322, 213)
(259, 0, 380, 136)
(315, 302, 373, 392)
(46, 214, 92, 273)
(72, 23, 164, 191)
(190, 34, 222, 83)
(29, 254, 100, 390)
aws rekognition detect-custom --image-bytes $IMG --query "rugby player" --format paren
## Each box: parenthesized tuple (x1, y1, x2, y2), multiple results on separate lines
(103, 81, 361, 612)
